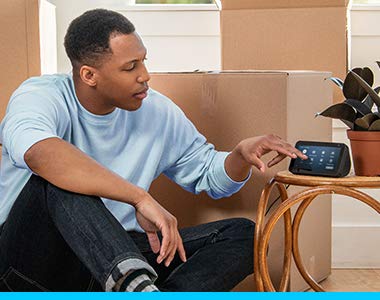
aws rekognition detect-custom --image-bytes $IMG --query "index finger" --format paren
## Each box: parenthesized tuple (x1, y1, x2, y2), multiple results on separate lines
(271, 143, 307, 160)
(146, 231, 160, 254)
(157, 225, 171, 264)
(291, 146, 308, 160)
(176, 233, 187, 263)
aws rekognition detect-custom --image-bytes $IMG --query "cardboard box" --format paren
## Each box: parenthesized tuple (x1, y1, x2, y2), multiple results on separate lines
(218, 0, 349, 103)
(0, 0, 41, 121)
(149, 70, 332, 291)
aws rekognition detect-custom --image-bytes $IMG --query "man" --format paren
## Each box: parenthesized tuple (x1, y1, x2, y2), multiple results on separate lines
(0, 9, 306, 292)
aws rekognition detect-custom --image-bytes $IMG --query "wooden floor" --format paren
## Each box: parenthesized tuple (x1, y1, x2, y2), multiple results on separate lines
(310, 269, 380, 292)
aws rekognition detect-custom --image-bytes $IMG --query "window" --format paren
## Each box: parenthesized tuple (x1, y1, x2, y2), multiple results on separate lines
(135, 0, 213, 3)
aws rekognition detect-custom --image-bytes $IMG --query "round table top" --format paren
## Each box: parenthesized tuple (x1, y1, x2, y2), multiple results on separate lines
(275, 171, 380, 188)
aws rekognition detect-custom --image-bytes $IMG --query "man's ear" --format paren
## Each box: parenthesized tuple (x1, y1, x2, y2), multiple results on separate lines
(79, 65, 98, 87)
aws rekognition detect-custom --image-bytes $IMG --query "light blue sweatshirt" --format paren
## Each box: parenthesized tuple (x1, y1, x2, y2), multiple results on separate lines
(0, 74, 250, 231)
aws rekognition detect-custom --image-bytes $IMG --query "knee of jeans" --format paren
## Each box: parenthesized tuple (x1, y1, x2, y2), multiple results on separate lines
(46, 183, 103, 213)
(229, 218, 256, 236)
(24, 175, 49, 196)
(29, 174, 47, 185)
(232, 218, 255, 265)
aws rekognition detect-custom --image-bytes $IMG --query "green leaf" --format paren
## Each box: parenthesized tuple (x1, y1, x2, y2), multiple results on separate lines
(354, 113, 379, 130)
(316, 103, 356, 129)
(349, 71, 380, 107)
(362, 86, 380, 110)
(343, 68, 374, 101)
(369, 119, 380, 131)
(345, 99, 372, 116)
(327, 77, 344, 89)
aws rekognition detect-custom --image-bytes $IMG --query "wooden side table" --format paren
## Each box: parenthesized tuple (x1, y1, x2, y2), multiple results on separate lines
(254, 171, 380, 292)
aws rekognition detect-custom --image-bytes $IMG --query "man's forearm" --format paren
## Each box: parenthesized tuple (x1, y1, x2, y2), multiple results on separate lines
(24, 137, 147, 206)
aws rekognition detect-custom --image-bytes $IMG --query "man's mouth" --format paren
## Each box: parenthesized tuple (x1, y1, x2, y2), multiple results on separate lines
(133, 88, 148, 100)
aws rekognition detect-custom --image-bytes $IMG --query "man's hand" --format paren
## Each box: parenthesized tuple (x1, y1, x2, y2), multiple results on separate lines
(225, 134, 308, 181)
(135, 195, 187, 267)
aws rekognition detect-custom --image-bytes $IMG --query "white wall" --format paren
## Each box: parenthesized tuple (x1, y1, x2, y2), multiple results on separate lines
(48, 0, 220, 73)
(332, 5, 380, 268)
(39, 0, 57, 74)
(49, 1, 380, 268)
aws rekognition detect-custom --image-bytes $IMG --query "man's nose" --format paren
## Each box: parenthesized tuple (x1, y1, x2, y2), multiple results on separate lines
(137, 64, 151, 83)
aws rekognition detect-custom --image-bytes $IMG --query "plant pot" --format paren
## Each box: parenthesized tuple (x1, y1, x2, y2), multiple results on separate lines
(347, 129, 380, 176)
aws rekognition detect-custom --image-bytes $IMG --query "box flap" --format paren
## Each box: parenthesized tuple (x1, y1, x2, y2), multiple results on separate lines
(217, 0, 348, 10)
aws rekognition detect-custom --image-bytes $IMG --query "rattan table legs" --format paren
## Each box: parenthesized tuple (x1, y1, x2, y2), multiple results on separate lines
(254, 183, 380, 292)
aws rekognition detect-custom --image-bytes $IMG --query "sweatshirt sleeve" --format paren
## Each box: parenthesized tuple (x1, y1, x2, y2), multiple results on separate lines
(0, 91, 62, 171)
(162, 102, 251, 199)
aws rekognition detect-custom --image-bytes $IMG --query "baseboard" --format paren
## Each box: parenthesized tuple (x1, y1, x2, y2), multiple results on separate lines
(333, 225, 380, 268)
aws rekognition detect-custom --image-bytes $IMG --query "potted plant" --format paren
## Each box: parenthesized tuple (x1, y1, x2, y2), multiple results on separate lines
(316, 65, 380, 176)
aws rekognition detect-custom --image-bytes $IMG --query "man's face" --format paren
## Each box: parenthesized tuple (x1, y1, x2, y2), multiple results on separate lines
(94, 32, 150, 111)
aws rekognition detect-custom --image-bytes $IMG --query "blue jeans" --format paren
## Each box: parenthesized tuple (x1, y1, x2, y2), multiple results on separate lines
(0, 175, 255, 291)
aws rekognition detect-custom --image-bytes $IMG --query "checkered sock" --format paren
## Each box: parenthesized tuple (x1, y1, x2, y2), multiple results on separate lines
(116, 269, 159, 292)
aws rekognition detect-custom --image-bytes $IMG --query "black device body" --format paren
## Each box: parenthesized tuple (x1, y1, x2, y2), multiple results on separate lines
(289, 141, 351, 178)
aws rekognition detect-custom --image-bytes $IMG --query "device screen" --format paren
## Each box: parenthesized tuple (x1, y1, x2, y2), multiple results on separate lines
(292, 144, 342, 173)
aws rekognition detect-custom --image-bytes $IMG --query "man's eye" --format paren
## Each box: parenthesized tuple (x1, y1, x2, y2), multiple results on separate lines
(123, 63, 136, 71)
(123, 58, 147, 71)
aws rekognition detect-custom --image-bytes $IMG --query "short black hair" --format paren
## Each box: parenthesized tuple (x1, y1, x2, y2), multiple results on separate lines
(64, 9, 135, 68)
